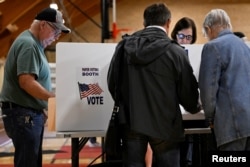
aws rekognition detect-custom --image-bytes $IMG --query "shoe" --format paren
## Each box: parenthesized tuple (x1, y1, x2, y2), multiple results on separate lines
(87, 141, 101, 147)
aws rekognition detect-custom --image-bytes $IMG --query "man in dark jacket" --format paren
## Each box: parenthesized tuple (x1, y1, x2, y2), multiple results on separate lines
(107, 3, 200, 167)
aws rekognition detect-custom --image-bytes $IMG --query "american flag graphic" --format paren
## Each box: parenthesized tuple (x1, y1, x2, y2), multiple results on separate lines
(78, 82, 103, 99)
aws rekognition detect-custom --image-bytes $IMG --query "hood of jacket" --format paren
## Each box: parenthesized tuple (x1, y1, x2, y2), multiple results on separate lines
(123, 27, 172, 65)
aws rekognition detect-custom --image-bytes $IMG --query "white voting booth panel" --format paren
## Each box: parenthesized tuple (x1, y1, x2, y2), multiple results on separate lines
(56, 42, 204, 132)
(183, 44, 203, 80)
(180, 44, 204, 119)
(56, 43, 116, 131)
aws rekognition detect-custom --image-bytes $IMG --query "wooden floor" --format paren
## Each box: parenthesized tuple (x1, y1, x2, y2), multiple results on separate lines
(0, 127, 102, 165)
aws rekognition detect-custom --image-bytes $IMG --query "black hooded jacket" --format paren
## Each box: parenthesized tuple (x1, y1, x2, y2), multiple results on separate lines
(107, 27, 199, 141)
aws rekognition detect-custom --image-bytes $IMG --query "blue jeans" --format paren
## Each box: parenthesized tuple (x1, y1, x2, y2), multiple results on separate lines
(90, 137, 97, 143)
(2, 107, 45, 167)
(122, 126, 180, 167)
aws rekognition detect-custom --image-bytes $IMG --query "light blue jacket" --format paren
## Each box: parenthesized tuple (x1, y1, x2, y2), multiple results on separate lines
(199, 30, 250, 147)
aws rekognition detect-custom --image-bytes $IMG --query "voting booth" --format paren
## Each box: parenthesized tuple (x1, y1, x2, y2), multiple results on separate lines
(56, 43, 116, 131)
(55, 42, 204, 132)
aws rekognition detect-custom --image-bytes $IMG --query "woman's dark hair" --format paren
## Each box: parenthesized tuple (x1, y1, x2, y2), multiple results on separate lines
(171, 17, 197, 44)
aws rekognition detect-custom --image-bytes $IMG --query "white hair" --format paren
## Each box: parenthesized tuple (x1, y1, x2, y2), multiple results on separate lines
(202, 9, 232, 36)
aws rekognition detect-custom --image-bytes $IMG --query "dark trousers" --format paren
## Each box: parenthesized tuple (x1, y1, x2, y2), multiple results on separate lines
(181, 120, 217, 167)
(122, 126, 180, 167)
(90, 137, 97, 143)
(2, 107, 45, 167)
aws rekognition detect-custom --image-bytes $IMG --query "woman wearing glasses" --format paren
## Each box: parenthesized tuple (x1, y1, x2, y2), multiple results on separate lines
(171, 17, 198, 167)
(171, 17, 197, 44)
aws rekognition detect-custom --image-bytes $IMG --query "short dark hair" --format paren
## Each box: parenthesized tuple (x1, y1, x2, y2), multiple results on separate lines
(171, 17, 197, 44)
(143, 3, 171, 27)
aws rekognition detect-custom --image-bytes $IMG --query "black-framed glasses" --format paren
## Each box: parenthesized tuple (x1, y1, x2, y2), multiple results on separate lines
(46, 21, 61, 37)
(177, 33, 193, 40)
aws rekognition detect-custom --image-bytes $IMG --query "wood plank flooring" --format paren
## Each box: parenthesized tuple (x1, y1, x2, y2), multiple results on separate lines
(0, 128, 102, 165)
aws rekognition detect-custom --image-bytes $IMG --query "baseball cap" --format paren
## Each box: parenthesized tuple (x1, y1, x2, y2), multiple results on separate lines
(35, 8, 71, 33)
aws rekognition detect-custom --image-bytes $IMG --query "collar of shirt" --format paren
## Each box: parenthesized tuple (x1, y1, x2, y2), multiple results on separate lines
(146, 25, 166, 32)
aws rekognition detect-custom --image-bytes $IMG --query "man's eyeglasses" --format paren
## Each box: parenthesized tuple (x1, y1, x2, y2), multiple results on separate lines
(177, 33, 193, 41)
(46, 21, 61, 38)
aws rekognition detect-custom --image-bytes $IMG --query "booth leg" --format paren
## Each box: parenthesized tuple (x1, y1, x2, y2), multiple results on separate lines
(101, 137, 105, 162)
(72, 138, 79, 167)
